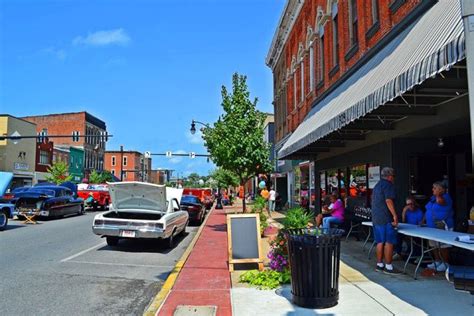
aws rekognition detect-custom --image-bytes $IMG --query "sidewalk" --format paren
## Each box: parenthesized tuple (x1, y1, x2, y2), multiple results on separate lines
(156, 202, 474, 315)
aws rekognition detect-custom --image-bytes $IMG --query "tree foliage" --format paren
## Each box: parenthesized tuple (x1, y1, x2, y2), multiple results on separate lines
(46, 161, 73, 184)
(203, 73, 272, 209)
(89, 170, 114, 184)
(208, 168, 239, 189)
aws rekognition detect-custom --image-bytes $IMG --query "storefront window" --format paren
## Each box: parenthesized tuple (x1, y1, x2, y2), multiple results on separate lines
(320, 171, 327, 208)
(293, 167, 301, 206)
(327, 168, 339, 195)
(367, 164, 380, 205)
(299, 164, 310, 209)
(309, 162, 315, 210)
(349, 164, 367, 198)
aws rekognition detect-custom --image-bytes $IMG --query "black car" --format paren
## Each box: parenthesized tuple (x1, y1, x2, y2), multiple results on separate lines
(180, 195, 206, 224)
(15, 186, 84, 219)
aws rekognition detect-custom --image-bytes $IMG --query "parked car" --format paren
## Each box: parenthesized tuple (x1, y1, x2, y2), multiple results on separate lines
(77, 184, 111, 211)
(180, 194, 206, 224)
(15, 186, 84, 219)
(0, 172, 17, 230)
(92, 182, 188, 248)
(182, 188, 214, 210)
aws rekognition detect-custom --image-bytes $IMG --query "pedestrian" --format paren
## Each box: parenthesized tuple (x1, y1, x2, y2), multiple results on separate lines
(268, 186, 276, 217)
(260, 186, 269, 201)
(372, 167, 401, 274)
(424, 181, 454, 272)
(316, 193, 344, 230)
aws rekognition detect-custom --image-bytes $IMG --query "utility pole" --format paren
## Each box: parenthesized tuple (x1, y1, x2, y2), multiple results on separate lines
(120, 145, 124, 181)
(462, 0, 474, 172)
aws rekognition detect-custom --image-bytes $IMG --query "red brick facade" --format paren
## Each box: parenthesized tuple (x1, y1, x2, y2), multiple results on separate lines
(23, 112, 107, 173)
(35, 141, 54, 172)
(104, 151, 151, 182)
(270, 0, 425, 143)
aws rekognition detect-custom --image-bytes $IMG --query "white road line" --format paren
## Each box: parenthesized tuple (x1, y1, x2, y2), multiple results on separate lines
(66, 260, 175, 269)
(60, 241, 107, 262)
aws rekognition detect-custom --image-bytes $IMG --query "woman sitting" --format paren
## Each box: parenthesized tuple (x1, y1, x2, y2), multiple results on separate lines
(424, 181, 454, 272)
(316, 193, 344, 230)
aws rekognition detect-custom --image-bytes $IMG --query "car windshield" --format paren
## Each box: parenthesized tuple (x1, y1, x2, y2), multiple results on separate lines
(181, 195, 200, 204)
(27, 189, 56, 197)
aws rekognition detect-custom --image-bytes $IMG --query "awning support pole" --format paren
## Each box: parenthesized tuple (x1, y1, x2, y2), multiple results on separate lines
(462, 0, 474, 171)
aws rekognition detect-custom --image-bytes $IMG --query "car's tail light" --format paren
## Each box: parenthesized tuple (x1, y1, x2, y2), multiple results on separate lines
(94, 219, 104, 225)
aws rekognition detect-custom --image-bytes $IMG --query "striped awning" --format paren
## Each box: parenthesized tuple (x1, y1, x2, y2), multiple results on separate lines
(278, 0, 465, 159)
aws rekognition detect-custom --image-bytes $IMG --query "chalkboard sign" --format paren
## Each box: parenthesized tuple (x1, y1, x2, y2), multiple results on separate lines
(227, 214, 263, 272)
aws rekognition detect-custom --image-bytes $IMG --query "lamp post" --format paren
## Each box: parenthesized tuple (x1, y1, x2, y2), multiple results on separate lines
(190, 119, 210, 135)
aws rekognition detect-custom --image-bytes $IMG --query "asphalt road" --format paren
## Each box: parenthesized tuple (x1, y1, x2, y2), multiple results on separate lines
(0, 212, 199, 316)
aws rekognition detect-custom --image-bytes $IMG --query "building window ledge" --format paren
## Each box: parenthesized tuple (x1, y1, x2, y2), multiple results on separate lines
(389, 0, 406, 14)
(365, 21, 380, 40)
(329, 64, 340, 79)
(344, 43, 359, 62)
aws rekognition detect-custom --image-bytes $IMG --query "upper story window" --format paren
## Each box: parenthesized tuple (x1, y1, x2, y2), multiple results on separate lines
(300, 61, 304, 102)
(332, 3, 339, 66)
(111, 156, 116, 166)
(72, 131, 80, 142)
(123, 156, 128, 166)
(371, 0, 379, 24)
(318, 32, 325, 83)
(293, 74, 297, 108)
(39, 150, 49, 165)
(309, 44, 314, 91)
(349, 0, 358, 47)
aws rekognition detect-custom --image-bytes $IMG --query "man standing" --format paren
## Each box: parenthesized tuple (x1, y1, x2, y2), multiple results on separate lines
(372, 167, 401, 274)
(268, 186, 276, 218)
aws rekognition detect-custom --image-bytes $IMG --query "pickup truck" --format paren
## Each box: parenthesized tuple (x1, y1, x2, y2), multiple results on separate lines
(78, 184, 111, 210)
(92, 182, 188, 248)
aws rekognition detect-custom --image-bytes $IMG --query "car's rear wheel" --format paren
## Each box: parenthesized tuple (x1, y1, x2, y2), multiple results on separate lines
(106, 236, 119, 246)
(166, 229, 176, 248)
(0, 209, 8, 231)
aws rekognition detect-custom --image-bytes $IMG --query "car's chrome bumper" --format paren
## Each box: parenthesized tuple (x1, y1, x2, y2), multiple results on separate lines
(92, 225, 165, 239)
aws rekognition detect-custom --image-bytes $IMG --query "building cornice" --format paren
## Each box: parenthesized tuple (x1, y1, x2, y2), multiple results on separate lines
(266, 0, 305, 70)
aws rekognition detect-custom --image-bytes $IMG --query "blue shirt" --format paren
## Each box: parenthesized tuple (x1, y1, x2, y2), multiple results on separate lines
(371, 179, 396, 225)
(405, 208, 423, 225)
(425, 193, 454, 229)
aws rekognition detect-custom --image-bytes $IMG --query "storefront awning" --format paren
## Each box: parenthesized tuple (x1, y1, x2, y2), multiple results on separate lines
(279, 0, 465, 159)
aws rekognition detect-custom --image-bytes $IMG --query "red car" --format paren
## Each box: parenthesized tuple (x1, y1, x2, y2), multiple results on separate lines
(77, 184, 111, 211)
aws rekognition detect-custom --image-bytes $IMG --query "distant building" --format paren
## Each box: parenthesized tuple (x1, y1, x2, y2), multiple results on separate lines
(69, 147, 85, 183)
(22, 111, 107, 175)
(104, 150, 151, 182)
(149, 169, 173, 185)
(53, 146, 70, 166)
(0, 115, 37, 187)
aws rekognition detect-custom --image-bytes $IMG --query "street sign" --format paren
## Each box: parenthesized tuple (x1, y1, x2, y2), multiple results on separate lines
(165, 151, 172, 157)
(144, 151, 151, 158)
(190, 152, 196, 159)
(11, 131, 21, 144)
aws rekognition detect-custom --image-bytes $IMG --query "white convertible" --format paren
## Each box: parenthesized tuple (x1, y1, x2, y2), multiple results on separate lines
(92, 182, 188, 248)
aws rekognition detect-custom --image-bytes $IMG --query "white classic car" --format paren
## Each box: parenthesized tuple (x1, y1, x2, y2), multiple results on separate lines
(92, 182, 189, 248)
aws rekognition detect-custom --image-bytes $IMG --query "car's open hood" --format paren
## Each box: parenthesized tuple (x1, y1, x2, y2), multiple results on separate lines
(108, 182, 167, 212)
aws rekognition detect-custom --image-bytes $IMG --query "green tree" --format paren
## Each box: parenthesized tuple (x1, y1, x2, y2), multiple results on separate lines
(209, 168, 239, 189)
(89, 170, 114, 184)
(100, 170, 114, 182)
(203, 73, 272, 210)
(46, 161, 73, 184)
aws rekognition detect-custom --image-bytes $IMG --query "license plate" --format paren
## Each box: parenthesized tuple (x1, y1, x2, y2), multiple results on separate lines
(121, 230, 136, 238)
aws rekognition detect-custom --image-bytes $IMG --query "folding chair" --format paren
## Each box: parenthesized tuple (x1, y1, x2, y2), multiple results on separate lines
(20, 210, 40, 224)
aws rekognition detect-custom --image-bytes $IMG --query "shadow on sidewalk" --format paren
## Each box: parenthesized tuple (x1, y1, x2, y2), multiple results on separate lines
(207, 223, 227, 232)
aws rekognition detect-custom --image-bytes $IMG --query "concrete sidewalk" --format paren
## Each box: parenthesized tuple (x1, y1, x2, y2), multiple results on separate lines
(156, 202, 473, 315)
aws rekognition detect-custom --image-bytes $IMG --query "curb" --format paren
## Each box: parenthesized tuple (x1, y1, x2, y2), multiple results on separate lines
(143, 207, 215, 316)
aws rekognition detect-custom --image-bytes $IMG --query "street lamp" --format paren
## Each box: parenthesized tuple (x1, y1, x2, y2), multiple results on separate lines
(190, 119, 210, 135)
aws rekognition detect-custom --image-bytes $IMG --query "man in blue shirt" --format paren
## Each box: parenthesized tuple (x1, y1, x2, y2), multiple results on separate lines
(371, 167, 401, 274)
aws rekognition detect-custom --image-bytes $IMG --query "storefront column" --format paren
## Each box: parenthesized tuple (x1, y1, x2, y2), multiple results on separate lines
(462, 0, 474, 170)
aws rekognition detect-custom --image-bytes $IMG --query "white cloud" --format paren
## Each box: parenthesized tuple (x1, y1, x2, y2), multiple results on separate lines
(169, 150, 187, 164)
(73, 28, 130, 47)
(185, 130, 204, 145)
(41, 47, 67, 60)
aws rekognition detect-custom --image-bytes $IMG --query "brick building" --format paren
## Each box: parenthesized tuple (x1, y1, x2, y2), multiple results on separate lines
(22, 112, 107, 175)
(34, 140, 54, 183)
(104, 150, 151, 182)
(268, 0, 473, 220)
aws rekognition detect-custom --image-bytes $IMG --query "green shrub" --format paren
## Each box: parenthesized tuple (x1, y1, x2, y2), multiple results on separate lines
(282, 207, 313, 230)
(239, 269, 291, 290)
(252, 196, 266, 213)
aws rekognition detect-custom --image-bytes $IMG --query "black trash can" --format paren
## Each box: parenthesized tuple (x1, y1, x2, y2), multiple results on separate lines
(286, 228, 344, 309)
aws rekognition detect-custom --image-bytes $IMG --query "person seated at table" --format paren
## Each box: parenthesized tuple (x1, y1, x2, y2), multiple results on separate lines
(424, 181, 454, 272)
(395, 197, 424, 258)
(316, 193, 344, 230)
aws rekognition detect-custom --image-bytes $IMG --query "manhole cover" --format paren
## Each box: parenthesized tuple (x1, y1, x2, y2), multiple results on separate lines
(173, 305, 217, 316)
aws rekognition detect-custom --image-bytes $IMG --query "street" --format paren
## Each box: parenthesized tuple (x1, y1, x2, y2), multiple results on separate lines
(0, 212, 199, 315)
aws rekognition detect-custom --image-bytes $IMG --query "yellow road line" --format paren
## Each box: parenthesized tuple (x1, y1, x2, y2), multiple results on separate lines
(143, 208, 214, 316)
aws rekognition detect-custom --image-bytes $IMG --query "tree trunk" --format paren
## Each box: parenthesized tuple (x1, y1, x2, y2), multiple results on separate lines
(240, 179, 246, 212)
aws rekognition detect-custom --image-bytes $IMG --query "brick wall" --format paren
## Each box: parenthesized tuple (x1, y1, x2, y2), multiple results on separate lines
(273, 0, 424, 142)
(104, 151, 143, 181)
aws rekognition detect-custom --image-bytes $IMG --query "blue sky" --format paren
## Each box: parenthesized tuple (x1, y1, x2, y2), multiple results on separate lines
(1, 0, 285, 177)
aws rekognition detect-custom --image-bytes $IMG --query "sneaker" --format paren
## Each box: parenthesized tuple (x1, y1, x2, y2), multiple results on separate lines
(375, 265, 384, 272)
(383, 267, 403, 275)
(435, 262, 448, 272)
(427, 261, 440, 269)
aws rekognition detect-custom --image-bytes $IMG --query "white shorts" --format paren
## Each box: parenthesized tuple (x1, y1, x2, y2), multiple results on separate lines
(428, 227, 453, 248)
